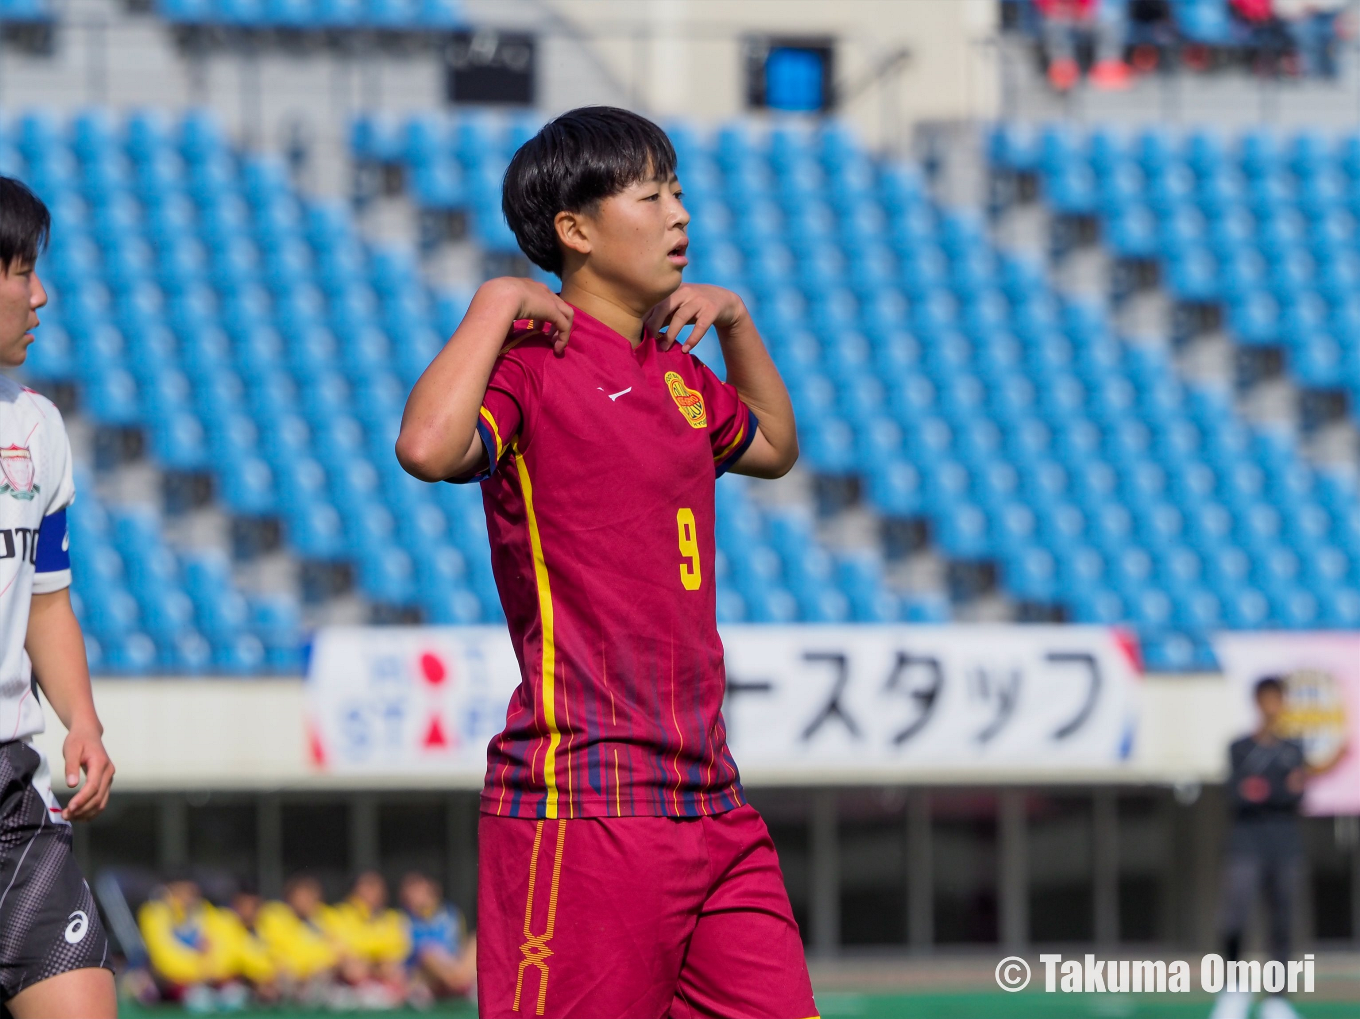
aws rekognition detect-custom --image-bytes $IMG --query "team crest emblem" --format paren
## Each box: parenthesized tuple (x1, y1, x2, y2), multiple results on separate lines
(664, 371, 707, 429)
(0, 446, 36, 500)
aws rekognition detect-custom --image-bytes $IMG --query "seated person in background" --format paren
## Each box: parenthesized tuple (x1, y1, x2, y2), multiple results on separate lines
(399, 871, 476, 1001)
(256, 874, 341, 995)
(137, 874, 249, 1011)
(317, 871, 412, 1003)
(219, 889, 279, 1003)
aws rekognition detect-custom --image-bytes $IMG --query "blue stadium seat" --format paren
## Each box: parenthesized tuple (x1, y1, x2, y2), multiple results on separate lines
(166, 631, 214, 674)
(181, 551, 233, 601)
(103, 632, 159, 675)
(21, 108, 1360, 673)
(214, 633, 267, 675)
(220, 456, 275, 514)
(285, 501, 345, 560)
(141, 588, 196, 641)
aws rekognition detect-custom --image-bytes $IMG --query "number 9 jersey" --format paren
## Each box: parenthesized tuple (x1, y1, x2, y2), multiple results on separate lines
(454, 308, 758, 821)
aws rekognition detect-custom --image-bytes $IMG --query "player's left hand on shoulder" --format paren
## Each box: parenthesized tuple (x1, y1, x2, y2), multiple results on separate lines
(645, 284, 747, 353)
(61, 726, 114, 821)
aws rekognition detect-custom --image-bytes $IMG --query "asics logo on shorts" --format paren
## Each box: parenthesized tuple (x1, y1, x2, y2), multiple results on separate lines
(63, 911, 88, 944)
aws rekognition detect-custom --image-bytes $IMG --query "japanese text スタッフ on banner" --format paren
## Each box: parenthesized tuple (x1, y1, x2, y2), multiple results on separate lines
(306, 625, 1143, 779)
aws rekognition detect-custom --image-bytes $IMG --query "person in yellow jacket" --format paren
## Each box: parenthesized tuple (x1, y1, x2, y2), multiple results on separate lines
(255, 874, 341, 987)
(138, 878, 231, 991)
(138, 877, 275, 1007)
(316, 870, 411, 985)
(221, 890, 280, 999)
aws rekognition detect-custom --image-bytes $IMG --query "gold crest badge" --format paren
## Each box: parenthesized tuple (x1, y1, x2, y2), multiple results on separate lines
(664, 371, 707, 428)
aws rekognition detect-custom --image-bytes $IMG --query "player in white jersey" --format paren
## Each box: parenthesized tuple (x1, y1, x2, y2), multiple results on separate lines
(0, 177, 115, 1018)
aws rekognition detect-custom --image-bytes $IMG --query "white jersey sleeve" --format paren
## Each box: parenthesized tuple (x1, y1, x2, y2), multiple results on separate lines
(32, 394, 74, 595)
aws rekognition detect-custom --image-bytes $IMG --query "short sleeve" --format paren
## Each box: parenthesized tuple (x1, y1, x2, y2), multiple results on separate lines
(32, 507, 70, 593)
(34, 401, 75, 593)
(691, 358, 758, 477)
(447, 344, 535, 485)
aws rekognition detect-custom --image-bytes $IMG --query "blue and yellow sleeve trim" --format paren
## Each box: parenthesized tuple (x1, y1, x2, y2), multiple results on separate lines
(714, 411, 758, 477)
(445, 406, 503, 485)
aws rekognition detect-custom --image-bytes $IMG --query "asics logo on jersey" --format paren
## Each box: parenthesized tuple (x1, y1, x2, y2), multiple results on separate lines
(0, 445, 37, 501)
(64, 911, 88, 944)
(664, 372, 707, 428)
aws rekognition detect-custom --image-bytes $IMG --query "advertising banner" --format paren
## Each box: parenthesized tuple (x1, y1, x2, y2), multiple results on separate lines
(306, 626, 520, 779)
(717, 625, 1141, 778)
(1212, 632, 1360, 817)
(307, 625, 1144, 780)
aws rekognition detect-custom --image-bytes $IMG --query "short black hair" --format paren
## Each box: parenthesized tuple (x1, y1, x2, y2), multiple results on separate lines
(1255, 676, 1285, 700)
(0, 176, 50, 270)
(502, 106, 676, 276)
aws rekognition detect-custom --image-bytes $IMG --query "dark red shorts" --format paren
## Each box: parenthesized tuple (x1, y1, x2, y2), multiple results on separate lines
(477, 803, 818, 1019)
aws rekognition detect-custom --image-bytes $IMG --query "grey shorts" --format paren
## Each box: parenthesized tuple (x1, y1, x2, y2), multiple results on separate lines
(0, 741, 110, 1001)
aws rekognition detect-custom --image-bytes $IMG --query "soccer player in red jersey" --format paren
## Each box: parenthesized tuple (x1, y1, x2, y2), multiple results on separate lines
(397, 107, 816, 1019)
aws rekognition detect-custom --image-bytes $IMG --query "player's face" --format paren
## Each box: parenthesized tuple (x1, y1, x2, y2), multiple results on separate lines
(0, 258, 45, 369)
(582, 172, 689, 309)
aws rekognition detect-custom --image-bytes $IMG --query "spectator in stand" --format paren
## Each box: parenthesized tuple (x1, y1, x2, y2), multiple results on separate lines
(317, 871, 412, 1006)
(399, 871, 476, 1003)
(137, 875, 250, 1012)
(1274, 0, 1346, 76)
(256, 875, 341, 997)
(1229, 0, 1294, 69)
(1036, 0, 1134, 90)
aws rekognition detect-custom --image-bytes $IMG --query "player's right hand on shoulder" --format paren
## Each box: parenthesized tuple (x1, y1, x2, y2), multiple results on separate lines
(479, 277, 574, 355)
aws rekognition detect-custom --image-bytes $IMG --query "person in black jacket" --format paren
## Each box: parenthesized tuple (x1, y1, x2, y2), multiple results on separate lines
(1210, 675, 1347, 1019)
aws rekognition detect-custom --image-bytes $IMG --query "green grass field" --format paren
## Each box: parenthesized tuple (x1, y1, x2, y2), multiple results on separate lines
(118, 991, 1360, 1018)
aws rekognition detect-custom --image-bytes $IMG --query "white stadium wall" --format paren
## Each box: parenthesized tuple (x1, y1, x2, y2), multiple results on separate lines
(536, 0, 999, 151)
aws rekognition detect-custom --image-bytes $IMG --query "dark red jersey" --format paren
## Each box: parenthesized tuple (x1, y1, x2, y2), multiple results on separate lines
(461, 308, 757, 820)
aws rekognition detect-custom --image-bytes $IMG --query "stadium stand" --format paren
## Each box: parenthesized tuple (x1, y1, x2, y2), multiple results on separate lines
(67, 474, 303, 675)
(359, 110, 1360, 670)
(350, 111, 536, 255)
(992, 122, 1360, 407)
(13, 103, 1359, 676)
(11, 108, 915, 676)
(1004, 0, 1348, 83)
(154, 0, 463, 31)
(0, 0, 51, 21)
